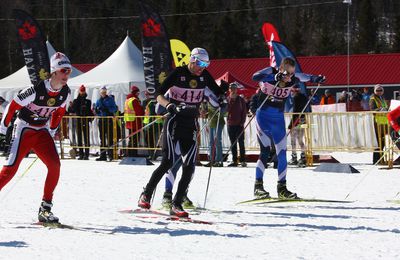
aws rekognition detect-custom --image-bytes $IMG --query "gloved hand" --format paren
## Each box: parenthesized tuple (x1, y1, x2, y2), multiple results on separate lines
(166, 103, 186, 115)
(49, 128, 58, 138)
(0, 124, 7, 135)
(313, 75, 326, 84)
(275, 72, 285, 82)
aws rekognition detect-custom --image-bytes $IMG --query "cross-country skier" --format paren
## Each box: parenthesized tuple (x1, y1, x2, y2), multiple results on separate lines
(0, 52, 72, 223)
(252, 57, 325, 199)
(387, 104, 400, 150)
(138, 47, 226, 217)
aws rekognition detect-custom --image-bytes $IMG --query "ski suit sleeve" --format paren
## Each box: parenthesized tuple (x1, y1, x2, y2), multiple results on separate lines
(252, 67, 275, 82)
(0, 100, 23, 128)
(49, 91, 70, 130)
(388, 105, 400, 132)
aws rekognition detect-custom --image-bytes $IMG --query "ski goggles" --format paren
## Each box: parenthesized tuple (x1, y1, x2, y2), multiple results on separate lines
(59, 68, 72, 75)
(195, 58, 210, 68)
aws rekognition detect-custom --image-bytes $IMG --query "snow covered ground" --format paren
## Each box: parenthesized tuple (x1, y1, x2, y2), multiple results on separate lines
(1, 152, 400, 259)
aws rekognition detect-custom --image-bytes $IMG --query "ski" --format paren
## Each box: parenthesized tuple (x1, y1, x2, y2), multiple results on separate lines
(119, 208, 212, 225)
(32, 222, 75, 229)
(237, 197, 353, 205)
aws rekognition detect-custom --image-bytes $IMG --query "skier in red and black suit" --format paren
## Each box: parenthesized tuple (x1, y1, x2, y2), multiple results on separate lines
(138, 48, 227, 217)
(387, 104, 400, 149)
(0, 52, 72, 223)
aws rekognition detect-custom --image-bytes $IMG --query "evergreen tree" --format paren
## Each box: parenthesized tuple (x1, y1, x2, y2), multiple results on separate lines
(354, 0, 378, 53)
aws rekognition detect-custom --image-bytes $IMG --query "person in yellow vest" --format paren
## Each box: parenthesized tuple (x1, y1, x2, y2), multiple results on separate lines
(142, 91, 163, 159)
(124, 86, 144, 157)
(369, 84, 388, 164)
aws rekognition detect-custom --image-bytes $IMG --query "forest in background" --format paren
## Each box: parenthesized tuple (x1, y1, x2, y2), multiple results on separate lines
(0, 0, 400, 78)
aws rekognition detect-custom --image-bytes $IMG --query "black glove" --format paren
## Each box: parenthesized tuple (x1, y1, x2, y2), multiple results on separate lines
(275, 72, 284, 82)
(313, 75, 326, 84)
(166, 103, 186, 115)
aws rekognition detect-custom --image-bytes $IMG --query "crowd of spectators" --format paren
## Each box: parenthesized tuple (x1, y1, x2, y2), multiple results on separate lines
(0, 83, 397, 166)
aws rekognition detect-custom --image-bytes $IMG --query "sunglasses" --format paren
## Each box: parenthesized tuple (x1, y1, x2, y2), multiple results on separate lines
(376, 89, 383, 92)
(59, 68, 72, 75)
(195, 59, 210, 68)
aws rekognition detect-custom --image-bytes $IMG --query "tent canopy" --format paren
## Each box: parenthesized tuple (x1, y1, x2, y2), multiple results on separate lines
(67, 36, 145, 110)
(215, 71, 257, 98)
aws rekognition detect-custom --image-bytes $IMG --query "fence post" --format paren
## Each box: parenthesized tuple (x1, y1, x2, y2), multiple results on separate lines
(112, 116, 118, 160)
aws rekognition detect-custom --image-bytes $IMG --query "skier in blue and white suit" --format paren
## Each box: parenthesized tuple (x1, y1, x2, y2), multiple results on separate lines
(251, 57, 325, 199)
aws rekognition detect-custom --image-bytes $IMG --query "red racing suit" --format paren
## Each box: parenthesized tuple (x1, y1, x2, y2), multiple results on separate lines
(0, 79, 70, 201)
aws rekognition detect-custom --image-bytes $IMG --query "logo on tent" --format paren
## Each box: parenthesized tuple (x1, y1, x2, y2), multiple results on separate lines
(142, 18, 161, 37)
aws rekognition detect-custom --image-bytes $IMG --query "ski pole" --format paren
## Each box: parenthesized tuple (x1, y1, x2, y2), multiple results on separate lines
(0, 157, 39, 203)
(344, 136, 400, 200)
(268, 83, 322, 164)
(149, 108, 220, 205)
(98, 114, 168, 158)
(203, 106, 222, 208)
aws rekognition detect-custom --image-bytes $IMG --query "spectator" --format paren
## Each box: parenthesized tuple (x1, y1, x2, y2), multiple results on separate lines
(320, 89, 335, 105)
(142, 90, 162, 159)
(227, 82, 248, 167)
(309, 89, 321, 105)
(337, 91, 347, 103)
(124, 86, 144, 157)
(361, 87, 371, 111)
(71, 85, 93, 160)
(205, 101, 226, 167)
(95, 86, 117, 161)
(288, 85, 308, 168)
(369, 84, 388, 164)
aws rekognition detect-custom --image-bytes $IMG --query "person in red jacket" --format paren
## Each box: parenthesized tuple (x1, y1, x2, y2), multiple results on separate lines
(387, 104, 400, 149)
(124, 86, 144, 156)
(0, 52, 72, 223)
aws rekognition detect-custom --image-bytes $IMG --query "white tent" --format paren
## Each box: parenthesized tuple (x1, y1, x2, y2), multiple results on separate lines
(67, 36, 145, 111)
(0, 41, 82, 102)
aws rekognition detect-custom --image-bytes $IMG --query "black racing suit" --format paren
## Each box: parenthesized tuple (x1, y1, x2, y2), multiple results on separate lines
(144, 66, 222, 205)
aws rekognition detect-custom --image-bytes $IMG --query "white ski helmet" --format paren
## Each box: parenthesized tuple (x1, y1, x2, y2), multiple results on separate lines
(50, 52, 71, 73)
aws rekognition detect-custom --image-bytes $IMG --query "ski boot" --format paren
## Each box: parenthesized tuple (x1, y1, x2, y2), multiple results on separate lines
(254, 180, 270, 199)
(288, 153, 298, 165)
(277, 182, 299, 199)
(38, 200, 59, 223)
(240, 161, 247, 167)
(227, 161, 238, 167)
(297, 152, 306, 168)
(213, 162, 223, 167)
(170, 202, 189, 218)
(182, 195, 195, 209)
(161, 191, 173, 209)
(138, 190, 151, 209)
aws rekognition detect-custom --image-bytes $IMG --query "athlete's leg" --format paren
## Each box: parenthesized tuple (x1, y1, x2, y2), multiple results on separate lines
(0, 127, 34, 190)
(32, 130, 60, 201)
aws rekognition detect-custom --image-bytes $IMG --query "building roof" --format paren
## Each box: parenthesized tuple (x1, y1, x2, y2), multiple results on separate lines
(207, 53, 400, 88)
(74, 52, 400, 88)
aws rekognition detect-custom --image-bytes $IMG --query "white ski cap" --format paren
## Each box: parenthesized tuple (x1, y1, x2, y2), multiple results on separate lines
(50, 52, 72, 73)
(190, 47, 209, 63)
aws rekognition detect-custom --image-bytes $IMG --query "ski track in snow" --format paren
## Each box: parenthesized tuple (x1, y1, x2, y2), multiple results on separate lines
(0, 152, 400, 259)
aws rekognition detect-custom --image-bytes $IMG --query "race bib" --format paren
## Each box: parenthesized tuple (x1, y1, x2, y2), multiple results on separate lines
(169, 86, 204, 104)
(259, 82, 291, 99)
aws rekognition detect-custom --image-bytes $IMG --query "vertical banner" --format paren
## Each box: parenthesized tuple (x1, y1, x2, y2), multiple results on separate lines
(261, 23, 281, 68)
(138, 0, 173, 99)
(13, 9, 50, 86)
